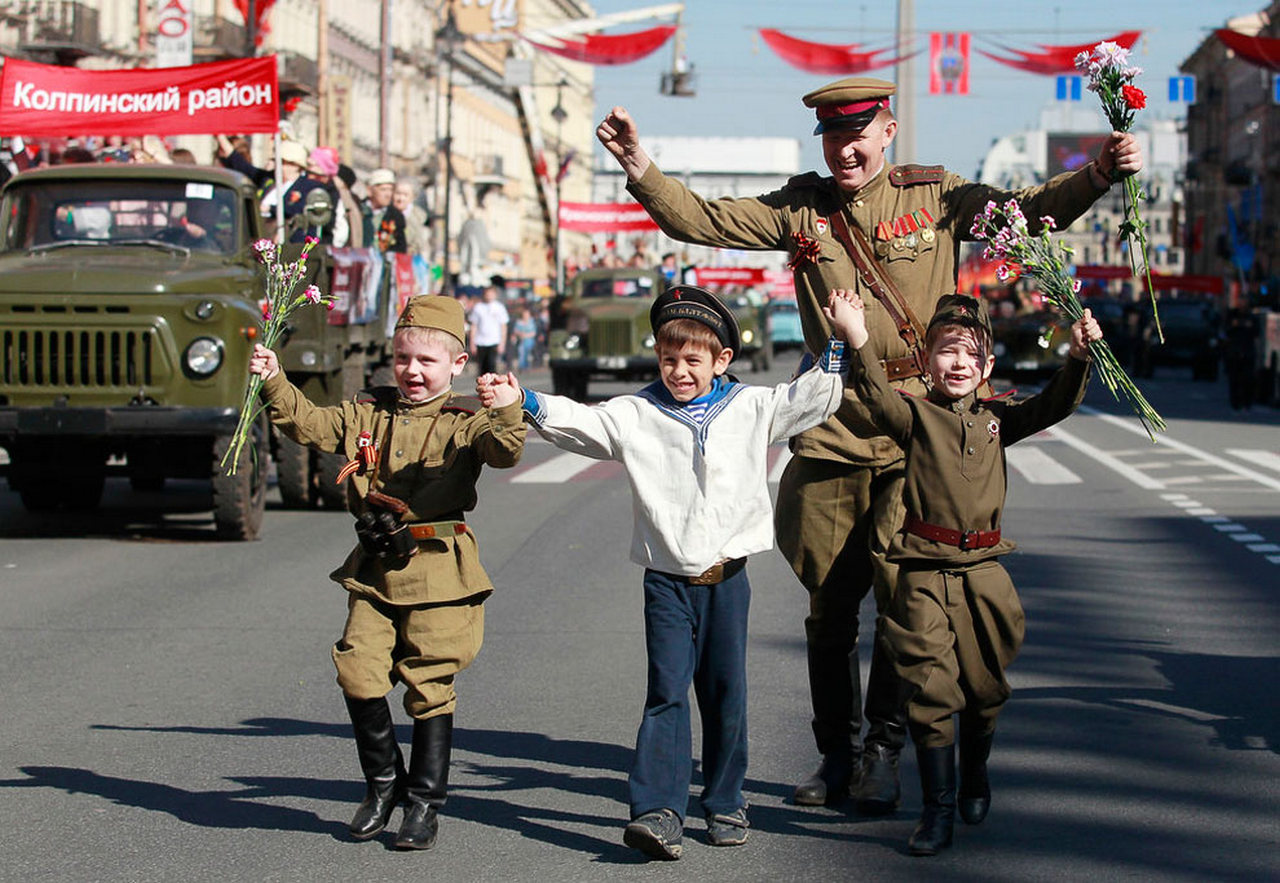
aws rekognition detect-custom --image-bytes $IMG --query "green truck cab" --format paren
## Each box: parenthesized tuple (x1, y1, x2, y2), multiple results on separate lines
(547, 267, 766, 400)
(0, 163, 390, 538)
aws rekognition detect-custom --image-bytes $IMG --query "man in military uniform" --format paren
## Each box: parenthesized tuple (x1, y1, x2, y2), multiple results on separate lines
(596, 78, 1141, 814)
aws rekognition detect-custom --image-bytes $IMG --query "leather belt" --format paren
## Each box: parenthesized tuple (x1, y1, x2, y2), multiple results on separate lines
(903, 514, 1000, 550)
(881, 355, 924, 381)
(408, 520, 467, 540)
(688, 557, 746, 586)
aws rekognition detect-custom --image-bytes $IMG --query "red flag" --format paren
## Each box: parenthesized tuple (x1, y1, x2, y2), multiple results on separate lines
(929, 32, 970, 95)
(758, 29, 911, 75)
(524, 26, 675, 66)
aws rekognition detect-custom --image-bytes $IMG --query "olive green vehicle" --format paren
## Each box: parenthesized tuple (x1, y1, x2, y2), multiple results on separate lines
(547, 267, 767, 401)
(0, 164, 390, 539)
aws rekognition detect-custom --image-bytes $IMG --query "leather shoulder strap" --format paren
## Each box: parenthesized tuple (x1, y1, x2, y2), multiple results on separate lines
(828, 210, 929, 373)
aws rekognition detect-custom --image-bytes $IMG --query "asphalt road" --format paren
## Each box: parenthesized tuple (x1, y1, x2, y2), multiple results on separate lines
(1, 358, 1277, 882)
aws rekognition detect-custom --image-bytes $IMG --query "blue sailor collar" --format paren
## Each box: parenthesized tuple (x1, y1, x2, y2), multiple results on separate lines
(638, 375, 743, 452)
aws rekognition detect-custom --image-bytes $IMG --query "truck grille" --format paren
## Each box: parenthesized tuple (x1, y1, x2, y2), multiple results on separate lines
(2, 327, 159, 390)
(590, 318, 634, 356)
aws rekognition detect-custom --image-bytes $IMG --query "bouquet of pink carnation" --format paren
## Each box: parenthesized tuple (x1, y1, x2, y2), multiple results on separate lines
(972, 199, 1165, 441)
(221, 236, 335, 475)
(1075, 40, 1161, 340)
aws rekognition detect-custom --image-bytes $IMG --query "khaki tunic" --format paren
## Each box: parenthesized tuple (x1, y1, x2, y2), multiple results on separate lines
(628, 161, 1106, 466)
(260, 373, 526, 718)
(847, 346, 1090, 744)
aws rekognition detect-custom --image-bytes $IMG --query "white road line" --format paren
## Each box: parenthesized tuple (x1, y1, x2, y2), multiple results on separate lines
(1006, 445, 1082, 485)
(1082, 409, 1280, 492)
(1225, 449, 1280, 475)
(1038, 424, 1166, 489)
(511, 451, 600, 484)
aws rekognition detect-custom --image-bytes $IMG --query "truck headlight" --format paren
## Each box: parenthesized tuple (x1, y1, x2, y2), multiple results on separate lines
(741, 329, 754, 344)
(1055, 341, 1071, 358)
(564, 334, 581, 351)
(185, 337, 224, 376)
(993, 342, 1007, 357)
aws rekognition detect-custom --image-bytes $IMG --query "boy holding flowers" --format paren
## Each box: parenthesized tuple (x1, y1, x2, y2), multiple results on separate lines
(836, 288, 1102, 856)
(247, 295, 525, 850)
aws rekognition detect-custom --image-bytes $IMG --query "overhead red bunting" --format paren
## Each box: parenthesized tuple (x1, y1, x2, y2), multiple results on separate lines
(1214, 29, 1280, 73)
(758, 29, 909, 75)
(525, 25, 676, 66)
(978, 30, 1141, 76)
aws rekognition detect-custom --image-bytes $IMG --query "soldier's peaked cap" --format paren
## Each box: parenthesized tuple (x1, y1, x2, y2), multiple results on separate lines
(650, 285, 741, 356)
(803, 77, 895, 135)
(396, 295, 467, 345)
(927, 293, 992, 339)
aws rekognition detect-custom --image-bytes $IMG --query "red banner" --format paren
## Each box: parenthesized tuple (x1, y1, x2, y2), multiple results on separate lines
(558, 201, 658, 233)
(694, 267, 766, 287)
(1075, 264, 1133, 279)
(929, 32, 970, 95)
(978, 30, 1141, 76)
(758, 29, 908, 76)
(525, 26, 676, 66)
(0, 56, 280, 137)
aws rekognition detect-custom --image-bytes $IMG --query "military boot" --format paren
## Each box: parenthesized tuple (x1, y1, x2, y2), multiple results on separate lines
(793, 633, 860, 806)
(908, 744, 956, 857)
(958, 728, 993, 825)
(793, 752, 855, 807)
(344, 695, 406, 840)
(395, 713, 452, 850)
(851, 642, 905, 815)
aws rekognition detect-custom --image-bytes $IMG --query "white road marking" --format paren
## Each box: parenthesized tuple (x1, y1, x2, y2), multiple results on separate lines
(1225, 449, 1280, 475)
(1006, 445, 1081, 484)
(1037, 424, 1166, 489)
(511, 452, 600, 484)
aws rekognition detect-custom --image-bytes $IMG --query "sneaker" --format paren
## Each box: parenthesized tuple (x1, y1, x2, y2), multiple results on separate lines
(623, 809, 683, 860)
(705, 807, 750, 846)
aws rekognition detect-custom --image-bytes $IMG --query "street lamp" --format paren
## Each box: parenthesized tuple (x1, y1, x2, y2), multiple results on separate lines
(552, 77, 568, 296)
(435, 8, 462, 293)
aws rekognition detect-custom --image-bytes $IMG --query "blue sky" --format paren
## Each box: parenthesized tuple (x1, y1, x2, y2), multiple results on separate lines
(582, 0, 1262, 177)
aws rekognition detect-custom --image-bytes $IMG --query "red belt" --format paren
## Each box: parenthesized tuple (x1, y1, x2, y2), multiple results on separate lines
(903, 514, 1001, 550)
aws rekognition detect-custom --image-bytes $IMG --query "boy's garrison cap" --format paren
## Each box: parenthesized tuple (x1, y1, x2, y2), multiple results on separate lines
(649, 285, 741, 356)
(396, 295, 467, 345)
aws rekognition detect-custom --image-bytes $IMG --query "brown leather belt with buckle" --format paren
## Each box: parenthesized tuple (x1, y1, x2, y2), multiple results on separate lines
(903, 514, 1000, 550)
(881, 355, 924, 381)
(688, 557, 746, 585)
(408, 520, 467, 540)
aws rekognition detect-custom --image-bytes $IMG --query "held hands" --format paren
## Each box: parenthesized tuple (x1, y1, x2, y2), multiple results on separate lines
(1069, 308, 1103, 360)
(824, 289, 869, 349)
(248, 343, 280, 380)
(476, 372, 522, 409)
(1093, 132, 1142, 184)
(596, 106, 651, 182)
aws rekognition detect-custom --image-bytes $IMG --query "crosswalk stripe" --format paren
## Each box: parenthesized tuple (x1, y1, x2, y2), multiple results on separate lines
(1006, 446, 1081, 485)
(1225, 449, 1280, 475)
(511, 452, 601, 484)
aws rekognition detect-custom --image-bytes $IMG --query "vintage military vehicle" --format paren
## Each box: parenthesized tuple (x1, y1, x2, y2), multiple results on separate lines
(547, 267, 767, 401)
(0, 164, 391, 539)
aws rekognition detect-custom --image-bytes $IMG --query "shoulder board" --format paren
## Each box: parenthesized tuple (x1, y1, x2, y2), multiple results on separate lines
(889, 164, 945, 187)
(443, 395, 483, 415)
(786, 171, 829, 189)
(354, 386, 398, 405)
(980, 389, 1017, 402)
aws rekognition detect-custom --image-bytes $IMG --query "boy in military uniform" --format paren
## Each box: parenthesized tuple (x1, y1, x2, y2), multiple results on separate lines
(247, 295, 525, 850)
(598, 77, 1140, 815)
(476, 286, 862, 860)
(838, 290, 1101, 855)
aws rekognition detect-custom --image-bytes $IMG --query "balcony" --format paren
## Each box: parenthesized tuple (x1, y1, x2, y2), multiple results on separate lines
(11, 0, 99, 64)
(194, 15, 250, 61)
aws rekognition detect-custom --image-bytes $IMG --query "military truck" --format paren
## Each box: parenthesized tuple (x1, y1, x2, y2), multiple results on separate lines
(547, 267, 766, 401)
(0, 164, 392, 539)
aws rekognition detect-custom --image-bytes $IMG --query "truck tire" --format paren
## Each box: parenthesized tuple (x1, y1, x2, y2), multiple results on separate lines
(552, 368, 588, 401)
(276, 435, 313, 509)
(212, 416, 268, 540)
(315, 451, 348, 509)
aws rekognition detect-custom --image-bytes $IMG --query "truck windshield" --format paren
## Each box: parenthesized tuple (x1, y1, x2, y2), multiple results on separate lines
(578, 275, 656, 298)
(1, 178, 241, 255)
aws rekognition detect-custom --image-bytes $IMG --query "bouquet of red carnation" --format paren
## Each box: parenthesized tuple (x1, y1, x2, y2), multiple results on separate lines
(1075, 41, 1161, 340)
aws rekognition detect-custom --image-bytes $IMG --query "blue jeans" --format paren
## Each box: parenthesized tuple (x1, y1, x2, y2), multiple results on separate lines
(629, 564, 750, 821)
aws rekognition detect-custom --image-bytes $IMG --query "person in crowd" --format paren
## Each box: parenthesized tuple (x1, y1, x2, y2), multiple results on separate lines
(394, 179, 431, 258)
(838, 290, 1100, 855)
(247, 295, 525, 851)
(306, 146, 353, 246)
(596, 77, 1141, 815)
(364, 168, 407, 253)
(476, 286, 862, 860)
(467, 283, 509, 375)
(216, 134, 325, 242)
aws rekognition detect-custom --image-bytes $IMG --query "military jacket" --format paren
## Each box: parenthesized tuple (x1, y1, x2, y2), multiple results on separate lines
(848, 346, 1090, 566)
(628, 162, 1106, 466)
(262, 372, 526, 605)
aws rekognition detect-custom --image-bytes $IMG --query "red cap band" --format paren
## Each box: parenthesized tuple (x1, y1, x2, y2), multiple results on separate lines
(816, 98, 890, 120)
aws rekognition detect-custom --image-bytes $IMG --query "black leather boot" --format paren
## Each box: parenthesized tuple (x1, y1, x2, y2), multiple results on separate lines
(395, 713, 452, 850)
(793, 635, 861, 806)
(908, 744, 956, 856)
(852, 635, 905, 815)
(958, 728, 993, 825)
(344, 695, 405, 840)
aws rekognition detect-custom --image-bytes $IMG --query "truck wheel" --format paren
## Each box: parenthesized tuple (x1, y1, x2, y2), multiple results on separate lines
(276, 435, 313, 509)
(212, 416, 268, 540)
(552, 368, 587, 400)
(315, 451, 348, 509)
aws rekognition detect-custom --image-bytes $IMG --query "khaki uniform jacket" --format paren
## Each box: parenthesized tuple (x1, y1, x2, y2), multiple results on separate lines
(627, 162, 1107, 466)
(848, 346, 1090, 566)
(262, 372, 526, 605)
